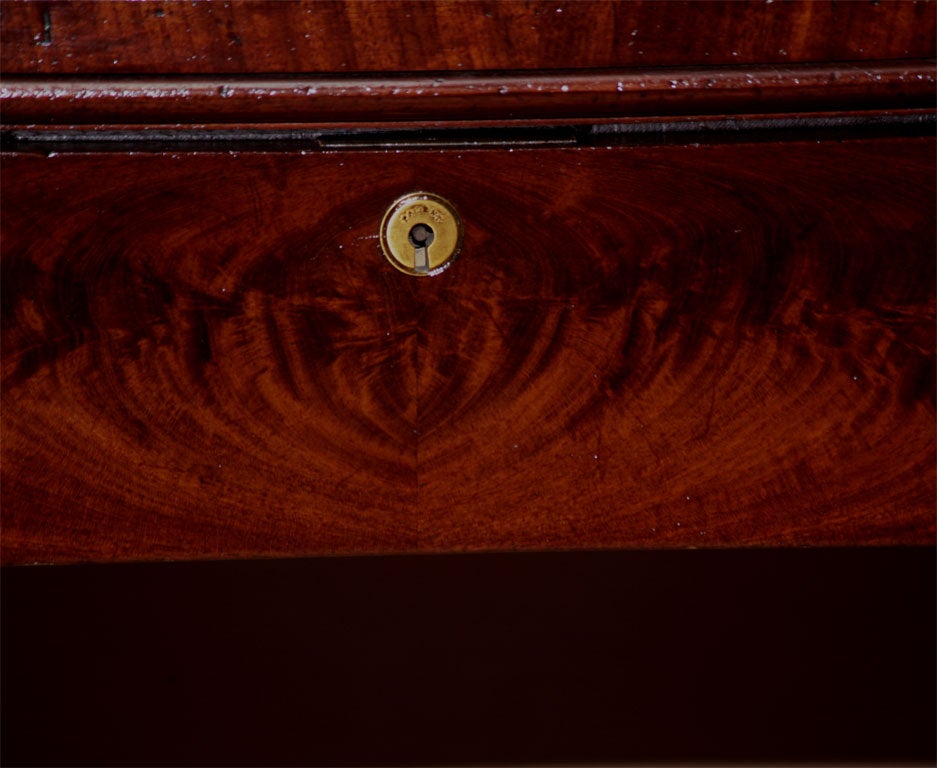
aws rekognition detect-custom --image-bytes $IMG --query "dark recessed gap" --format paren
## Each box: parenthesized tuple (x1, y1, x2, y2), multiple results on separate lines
(1, 112, 933, 153)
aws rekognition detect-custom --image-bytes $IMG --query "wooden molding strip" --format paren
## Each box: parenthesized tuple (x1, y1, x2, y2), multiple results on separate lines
(2, 61, 934, 128)
(2, 0, 934, 76)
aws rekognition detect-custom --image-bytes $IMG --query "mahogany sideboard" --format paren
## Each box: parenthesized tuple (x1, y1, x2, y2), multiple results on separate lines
(1, 1, 934, 765)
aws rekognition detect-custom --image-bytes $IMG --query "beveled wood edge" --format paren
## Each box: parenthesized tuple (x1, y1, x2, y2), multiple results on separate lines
(2, 61, 934, 128)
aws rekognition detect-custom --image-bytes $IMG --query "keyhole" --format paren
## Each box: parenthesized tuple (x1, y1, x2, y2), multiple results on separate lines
(409, 223, 435, 248)
(409, 224, 435, 273)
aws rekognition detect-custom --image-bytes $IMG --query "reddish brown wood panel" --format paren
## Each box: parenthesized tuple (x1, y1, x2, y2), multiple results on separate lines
(2, 139, 934, 563)
(1, 0, 935, 76)
(3, 62, 934, 128)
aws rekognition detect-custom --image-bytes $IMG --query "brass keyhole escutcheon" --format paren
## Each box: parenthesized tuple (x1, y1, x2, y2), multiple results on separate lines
(380, 192, 463, 276)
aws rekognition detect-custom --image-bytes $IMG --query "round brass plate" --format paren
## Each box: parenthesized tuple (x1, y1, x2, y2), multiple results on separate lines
(380, 192, 463, 276)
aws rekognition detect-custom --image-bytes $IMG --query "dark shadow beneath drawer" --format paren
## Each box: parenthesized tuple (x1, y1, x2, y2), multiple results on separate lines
(2, 547, 934, 766)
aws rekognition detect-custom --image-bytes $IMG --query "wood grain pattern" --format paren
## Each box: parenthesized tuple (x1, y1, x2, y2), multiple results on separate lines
(2, 139, 934, 563)
(2, 0, 935, 76)
(3, 62, 934, 128)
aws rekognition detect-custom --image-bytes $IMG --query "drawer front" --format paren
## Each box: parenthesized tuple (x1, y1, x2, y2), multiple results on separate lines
(2, 139, 934, 561)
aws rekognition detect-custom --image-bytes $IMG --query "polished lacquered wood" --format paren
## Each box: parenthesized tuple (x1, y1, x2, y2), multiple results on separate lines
(2, 62, 934, 129)
(2, 138, 933, 563)
(2, 0, 934, 76)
